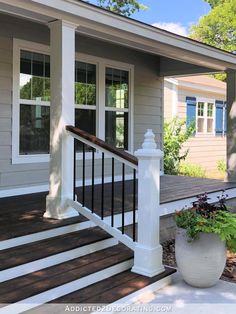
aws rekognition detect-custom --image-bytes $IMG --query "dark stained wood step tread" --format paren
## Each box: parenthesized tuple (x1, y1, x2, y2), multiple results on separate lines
(0, 227, 112, 271)
(0, 244, 133, 304)
(50, 267, 176, 304)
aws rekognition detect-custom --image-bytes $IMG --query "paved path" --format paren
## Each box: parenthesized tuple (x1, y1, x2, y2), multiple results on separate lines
(132, 272, 236, 314)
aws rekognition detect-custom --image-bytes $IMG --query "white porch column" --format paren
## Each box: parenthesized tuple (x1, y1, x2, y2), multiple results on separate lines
(44, 20, 78, 219)
(132, 130, 165, 277)
(226, 69, 236, 182)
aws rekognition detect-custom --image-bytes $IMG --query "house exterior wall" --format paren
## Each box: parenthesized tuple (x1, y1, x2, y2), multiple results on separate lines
(164, 82, 226, 172)
(0, 14, 163, 196)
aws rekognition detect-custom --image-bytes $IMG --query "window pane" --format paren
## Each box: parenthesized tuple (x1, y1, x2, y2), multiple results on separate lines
(75, 61, 96, 106)
(20, 104, 50, 154)
(197, 102, 204, 116)
(75, 109, 96, 151)
(207, 103, 213, 117)
(105, 111, 128, 149)
(20, 51, 31, 75)
(207, 119, 213, 133)
(197, 117, 204, 132)
(105, 67, 129, 109)
(32, 52, 44, 77)
(20, 50, 50, 101)
(20, 74, 32, 99)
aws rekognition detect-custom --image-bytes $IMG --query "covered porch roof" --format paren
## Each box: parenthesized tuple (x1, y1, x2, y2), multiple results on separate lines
(0, 0, 236, 76)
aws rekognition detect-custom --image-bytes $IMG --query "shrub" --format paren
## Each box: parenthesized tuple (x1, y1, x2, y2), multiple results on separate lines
(217, 160, 226, 174)
(178, 162, 206, 178)
(164, 117, 195, 175)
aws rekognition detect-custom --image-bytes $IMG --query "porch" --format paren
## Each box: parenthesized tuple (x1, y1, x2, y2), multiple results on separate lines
(0, 175, 235, 311)
(1, 174, 236, 243)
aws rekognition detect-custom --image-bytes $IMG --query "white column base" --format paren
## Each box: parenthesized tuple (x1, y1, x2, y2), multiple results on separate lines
(44, 195, 79, 219)
(131, 244, 165, 277)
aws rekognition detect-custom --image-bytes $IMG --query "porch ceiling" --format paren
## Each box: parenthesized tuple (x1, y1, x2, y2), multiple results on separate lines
(0, 0, 236, 74)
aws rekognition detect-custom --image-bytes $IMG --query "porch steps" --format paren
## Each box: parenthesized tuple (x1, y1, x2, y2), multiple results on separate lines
(0, 244, 134, 313)
(0, 227, 117, 282)
(50, 267, 176, 305)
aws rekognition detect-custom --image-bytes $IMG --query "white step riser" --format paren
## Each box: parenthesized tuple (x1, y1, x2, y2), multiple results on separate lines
(0, 221, 95, 250)
(0, 238, 118, 283)
(0, 259, 134, 314)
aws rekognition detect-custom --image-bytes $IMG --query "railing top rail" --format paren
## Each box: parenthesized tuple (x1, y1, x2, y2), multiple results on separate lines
(66, 125, 138, 168)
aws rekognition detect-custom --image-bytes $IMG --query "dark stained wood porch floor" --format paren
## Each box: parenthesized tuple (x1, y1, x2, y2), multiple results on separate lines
(0, 175, 236, 241)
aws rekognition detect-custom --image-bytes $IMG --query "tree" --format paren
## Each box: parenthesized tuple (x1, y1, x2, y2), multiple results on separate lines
(190, 0, 236, 53)
(203, 0, 225, 8)
(85, 0, 147, 16)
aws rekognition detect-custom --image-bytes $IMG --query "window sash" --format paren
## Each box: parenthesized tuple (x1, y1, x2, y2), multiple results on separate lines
(196, 101, 215, 135)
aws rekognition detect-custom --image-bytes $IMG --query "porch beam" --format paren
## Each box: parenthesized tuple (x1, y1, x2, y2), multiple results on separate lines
(226, 69, 236, 182)
(44, 19, 78, 219)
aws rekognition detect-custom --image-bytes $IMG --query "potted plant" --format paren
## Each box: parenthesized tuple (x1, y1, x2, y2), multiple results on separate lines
(174, 192, 236, 288)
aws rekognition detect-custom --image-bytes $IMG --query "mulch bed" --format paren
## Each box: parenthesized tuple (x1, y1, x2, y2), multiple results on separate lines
(162, 239, 236, 284)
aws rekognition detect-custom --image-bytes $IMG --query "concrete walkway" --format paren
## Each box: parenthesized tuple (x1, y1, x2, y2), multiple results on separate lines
(133, 272, 236, 314)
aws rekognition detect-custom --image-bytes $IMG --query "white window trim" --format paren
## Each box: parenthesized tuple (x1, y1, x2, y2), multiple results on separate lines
(12, 39, 134, 164)
(195, 98, 215, 136)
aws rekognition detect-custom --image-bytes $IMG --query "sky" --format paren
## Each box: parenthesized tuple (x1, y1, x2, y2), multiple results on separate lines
(88, 0, 211, 36)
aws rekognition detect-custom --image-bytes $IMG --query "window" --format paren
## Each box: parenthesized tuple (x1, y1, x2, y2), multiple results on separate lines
(105, 67, 129, 149)
(19, 50, 50, 155)
(75, 61, 96, 152)
(186, 96, 226, 136)
(12, 40, 133, 163)
(196, 101, 214, 134)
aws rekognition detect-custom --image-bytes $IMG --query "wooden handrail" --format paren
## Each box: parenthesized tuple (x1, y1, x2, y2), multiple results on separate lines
(66, 125, 138, 167)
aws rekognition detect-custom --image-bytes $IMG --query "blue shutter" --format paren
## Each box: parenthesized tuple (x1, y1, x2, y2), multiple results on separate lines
(215, 100, 224, 135)
(186, 97, 196, 130)
(224, 102, 227, 134)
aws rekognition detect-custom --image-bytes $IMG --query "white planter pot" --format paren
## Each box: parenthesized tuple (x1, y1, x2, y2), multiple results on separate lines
(175, 228, 227, 288)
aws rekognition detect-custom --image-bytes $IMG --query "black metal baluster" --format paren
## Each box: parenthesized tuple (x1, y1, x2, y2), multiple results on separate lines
(111, 157, 114, 227)
(101, 152, 104, 220)
(73, 139, 76, 201)
(91, 148, 95, 213)
(82, 143, 85, 207)
(133, 168, 136, 241)
(122, 163, 125, 234)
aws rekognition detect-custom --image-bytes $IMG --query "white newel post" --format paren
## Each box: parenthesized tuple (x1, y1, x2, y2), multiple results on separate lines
(132, 129, 165, 277)
(44, 20, 78, 219)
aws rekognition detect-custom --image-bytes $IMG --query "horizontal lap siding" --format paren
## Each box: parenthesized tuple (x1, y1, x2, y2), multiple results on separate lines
(182, 136, 226, 171)
(0, 15, 162, 193)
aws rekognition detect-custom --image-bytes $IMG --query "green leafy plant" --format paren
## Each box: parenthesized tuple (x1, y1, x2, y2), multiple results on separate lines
(174, 192, 236, 253)
(178, 162, 206, 178)
(164, 117, 195, 175)
(217, 160, 226, 174)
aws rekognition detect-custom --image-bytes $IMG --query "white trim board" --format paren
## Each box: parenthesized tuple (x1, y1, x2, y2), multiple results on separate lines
(0, 221, 95, 250)
(0, 259, 134, 314)
(0, 173, 134, 198)
(159, 187, 236, 216)
(0, 238, 117, 282)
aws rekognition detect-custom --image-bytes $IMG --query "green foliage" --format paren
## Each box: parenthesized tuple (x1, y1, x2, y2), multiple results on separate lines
(190, 0, 236, 53)
(174, 193, 236, 253)
(217, 160, 227, 174)
(85, 0, 147, 16)
(203, 0, 226, 8)
(178, 162, 206, 178)
(164, 117, 195, 175)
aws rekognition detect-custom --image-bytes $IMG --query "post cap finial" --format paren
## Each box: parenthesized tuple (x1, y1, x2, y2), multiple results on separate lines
(142, 129, 157, 149)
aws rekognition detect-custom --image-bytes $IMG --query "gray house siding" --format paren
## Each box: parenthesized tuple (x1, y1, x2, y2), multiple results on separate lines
(0, 14, 163, 195)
